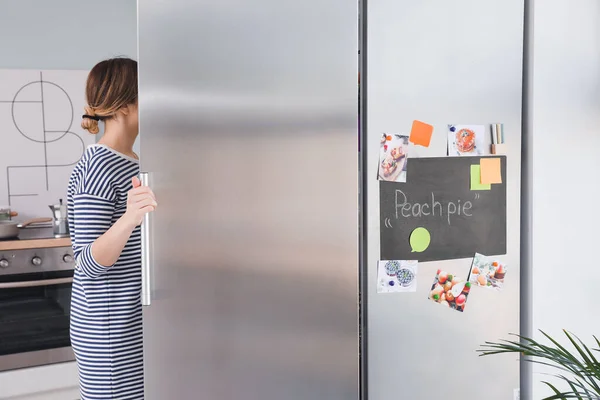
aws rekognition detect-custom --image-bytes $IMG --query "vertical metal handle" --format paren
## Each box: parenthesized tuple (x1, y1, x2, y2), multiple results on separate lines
(140, 172, 152, 306)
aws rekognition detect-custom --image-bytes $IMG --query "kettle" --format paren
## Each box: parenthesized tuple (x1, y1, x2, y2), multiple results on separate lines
(49, 199, 69, 237)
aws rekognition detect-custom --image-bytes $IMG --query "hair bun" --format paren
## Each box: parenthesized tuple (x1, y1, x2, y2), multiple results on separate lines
(81, 106, 100, 134)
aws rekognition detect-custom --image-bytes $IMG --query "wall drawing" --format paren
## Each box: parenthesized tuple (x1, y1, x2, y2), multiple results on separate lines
(0, 70, 93, 220)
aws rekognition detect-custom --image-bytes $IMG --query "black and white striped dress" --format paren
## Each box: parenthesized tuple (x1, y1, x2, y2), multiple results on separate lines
(67, 144, 144, 400)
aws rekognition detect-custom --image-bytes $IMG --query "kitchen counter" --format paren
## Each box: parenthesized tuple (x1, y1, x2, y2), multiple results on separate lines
(0, 237, 71, 251)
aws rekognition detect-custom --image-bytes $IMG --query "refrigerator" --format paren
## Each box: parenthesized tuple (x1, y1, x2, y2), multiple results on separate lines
(365, 1, 524, 400)
(137, 1, 360, 399)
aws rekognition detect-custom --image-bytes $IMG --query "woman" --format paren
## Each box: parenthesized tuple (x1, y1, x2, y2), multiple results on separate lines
(68, 57, 156, 400)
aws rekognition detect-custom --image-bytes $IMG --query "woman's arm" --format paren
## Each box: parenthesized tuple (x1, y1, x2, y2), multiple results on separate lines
(90, 211, 140, 267)
(74, 177, 156, 278)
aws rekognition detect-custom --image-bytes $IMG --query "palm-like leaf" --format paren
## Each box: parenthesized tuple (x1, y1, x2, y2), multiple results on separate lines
(479, 330, 600, 400)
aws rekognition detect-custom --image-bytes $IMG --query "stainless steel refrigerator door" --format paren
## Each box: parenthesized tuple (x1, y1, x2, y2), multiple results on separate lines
(366, 1, 523, 399)
(137, 1, 359, 399)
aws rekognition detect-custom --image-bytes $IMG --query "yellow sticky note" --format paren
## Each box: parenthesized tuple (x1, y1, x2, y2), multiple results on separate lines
(480, 158, 502, 184)
(470, 165, 491, 191)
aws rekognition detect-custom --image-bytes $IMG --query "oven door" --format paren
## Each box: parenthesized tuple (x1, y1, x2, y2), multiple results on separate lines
(0, 270, 74, 371)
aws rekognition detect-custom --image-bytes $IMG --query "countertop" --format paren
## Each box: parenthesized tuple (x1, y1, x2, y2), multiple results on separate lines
(0, 226, 71, 251)
(0, 237, 71, 251)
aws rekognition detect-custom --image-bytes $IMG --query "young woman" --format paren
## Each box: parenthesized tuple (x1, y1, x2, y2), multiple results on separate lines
(68, 57, 156, 400)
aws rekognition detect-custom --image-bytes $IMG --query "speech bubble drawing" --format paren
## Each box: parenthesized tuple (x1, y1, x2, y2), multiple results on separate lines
(410, 227, 431, 252)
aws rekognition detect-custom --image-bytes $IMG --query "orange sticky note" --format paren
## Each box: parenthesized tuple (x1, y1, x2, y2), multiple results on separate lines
(409, 120, 434, 147)
(480, 158, 502, 184)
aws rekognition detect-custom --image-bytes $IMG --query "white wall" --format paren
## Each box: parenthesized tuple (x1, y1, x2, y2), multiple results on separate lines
(0, 0, 137, 70)
(527, 0, 600, 398)
(0, 0, 139, 153)
(0, 1, 136, 399)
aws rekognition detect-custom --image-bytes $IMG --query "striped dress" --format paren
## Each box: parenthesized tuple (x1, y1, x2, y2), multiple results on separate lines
(67, 144, 144, 400)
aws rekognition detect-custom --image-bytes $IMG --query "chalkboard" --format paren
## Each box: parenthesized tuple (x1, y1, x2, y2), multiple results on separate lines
(379, 156, 506, 262)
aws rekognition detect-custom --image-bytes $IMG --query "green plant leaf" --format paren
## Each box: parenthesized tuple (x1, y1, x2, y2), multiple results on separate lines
(567, 331, 600, 386)
(542, 381, 574, 400)
(481, 331, 600, 399)
(566, 379, 584, 399)
(480, 335, 579, 374)
(541, 379, 595, 400)
(538, 372, 589, 393)
(525, 331, 595, 387)
(558, 331, 600, 393)
(541, 381, 580, 400)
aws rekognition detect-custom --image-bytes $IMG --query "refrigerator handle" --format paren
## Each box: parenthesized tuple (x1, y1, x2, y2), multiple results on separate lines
(139, 172, 152, 307)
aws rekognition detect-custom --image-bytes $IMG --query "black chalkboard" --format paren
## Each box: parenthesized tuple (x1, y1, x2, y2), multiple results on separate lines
(379, 156, 506, 262)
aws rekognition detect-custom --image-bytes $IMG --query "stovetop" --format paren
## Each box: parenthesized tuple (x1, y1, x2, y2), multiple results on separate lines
(0, 226, 67, 242)
(0, 226, 74, 273)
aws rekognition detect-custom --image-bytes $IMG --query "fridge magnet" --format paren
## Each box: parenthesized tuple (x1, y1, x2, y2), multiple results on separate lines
(377, 260, 418, 293)
(409, 120, 434, 148)
(447, 125, 488, 157)
(409, 227, 431, 253)
(378, 134, 409, 183)
(427, 269, 471, 312)
(468, 252, 507, 291)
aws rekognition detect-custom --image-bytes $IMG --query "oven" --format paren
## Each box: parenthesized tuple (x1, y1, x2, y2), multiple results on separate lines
(0, 227, 75, 372)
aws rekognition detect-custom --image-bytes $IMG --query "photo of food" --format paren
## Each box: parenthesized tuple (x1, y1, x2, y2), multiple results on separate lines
(378, 133, 409, 182)
(377, 260, 418, 293)
(447, 124, 487, 156)
(468, 253, 507, 291)
(427, 269, 471, 312)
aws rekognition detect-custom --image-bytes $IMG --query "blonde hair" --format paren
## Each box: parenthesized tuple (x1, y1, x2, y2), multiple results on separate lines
(81, 57, 138, 134)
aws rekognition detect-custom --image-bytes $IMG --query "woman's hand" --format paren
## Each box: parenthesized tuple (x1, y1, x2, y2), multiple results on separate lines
(123, 176, 157, 228)
(83, 176, 157, 272)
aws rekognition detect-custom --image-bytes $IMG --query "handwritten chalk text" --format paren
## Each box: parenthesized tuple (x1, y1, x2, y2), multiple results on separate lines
(395, 190, 473, 225)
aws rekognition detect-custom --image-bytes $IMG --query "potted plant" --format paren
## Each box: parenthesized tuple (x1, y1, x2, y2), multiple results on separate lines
(479, 330, 600, 399)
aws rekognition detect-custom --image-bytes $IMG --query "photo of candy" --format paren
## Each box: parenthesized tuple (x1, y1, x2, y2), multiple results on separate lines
(377, 134, 409, 182)
(468, 253, 508, 291)
(428, 269, 471, 312)
(447, 124, 488, 157)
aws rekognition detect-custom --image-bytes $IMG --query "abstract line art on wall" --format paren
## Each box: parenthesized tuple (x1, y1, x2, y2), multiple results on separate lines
(0, 70, 93, 219)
